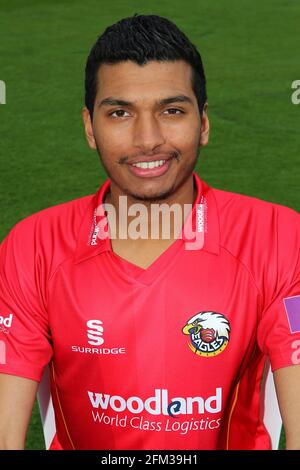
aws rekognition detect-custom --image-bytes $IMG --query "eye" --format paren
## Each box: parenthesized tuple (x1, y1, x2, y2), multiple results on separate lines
(163, 108, 184, 115)
(109, 109, 130, 118)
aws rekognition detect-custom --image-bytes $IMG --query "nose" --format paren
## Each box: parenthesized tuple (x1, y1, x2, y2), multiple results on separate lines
(132, 113, 166, 153)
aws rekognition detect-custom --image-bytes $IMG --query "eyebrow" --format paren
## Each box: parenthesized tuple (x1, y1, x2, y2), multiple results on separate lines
(97, 95, 194, 108)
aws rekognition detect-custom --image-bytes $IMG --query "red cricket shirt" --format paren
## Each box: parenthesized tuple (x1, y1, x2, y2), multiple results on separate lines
(0, 172, 300, 449)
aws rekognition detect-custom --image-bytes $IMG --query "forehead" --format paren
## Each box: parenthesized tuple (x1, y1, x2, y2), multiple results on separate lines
(96, 60, 194, 100)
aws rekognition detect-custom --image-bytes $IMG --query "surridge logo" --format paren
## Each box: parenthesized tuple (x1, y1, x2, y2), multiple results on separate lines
(87, 319, 104, 346)
(183, 311, 230, 357)
(88, 388, 222, 416)
(71, 319, 126, 355)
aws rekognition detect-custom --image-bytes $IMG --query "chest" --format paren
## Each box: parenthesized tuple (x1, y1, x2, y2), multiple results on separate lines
(48, 249, 261, 384)
(110, 238, 178, 269)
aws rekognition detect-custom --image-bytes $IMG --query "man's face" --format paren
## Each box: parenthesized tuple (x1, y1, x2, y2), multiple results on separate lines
(83, 60, 209, 201)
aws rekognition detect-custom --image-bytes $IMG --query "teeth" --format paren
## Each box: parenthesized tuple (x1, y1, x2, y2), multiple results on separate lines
(132, 160, 166, 169)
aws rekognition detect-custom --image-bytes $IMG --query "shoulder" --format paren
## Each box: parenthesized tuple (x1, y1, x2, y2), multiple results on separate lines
(213, 185, 299, 219)
(0, 193, 94, 278)
(14, 193, 93, 232)
(212, 186, 300, 248)
(3, 193, 93, 239)
(209, 185, 300, 299)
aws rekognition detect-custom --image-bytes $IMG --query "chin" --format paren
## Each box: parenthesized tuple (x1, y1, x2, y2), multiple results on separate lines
(128, 190, 173, 202)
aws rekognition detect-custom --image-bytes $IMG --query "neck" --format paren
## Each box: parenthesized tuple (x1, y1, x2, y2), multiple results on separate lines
(104, 175, 196, 241)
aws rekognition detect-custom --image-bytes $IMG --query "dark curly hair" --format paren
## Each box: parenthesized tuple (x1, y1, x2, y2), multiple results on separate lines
(85, 14, 207, 119)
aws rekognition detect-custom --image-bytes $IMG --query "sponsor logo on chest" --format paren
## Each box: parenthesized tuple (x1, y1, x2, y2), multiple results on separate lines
(71, 319, 126, 356)
(0, 313, 13, 334)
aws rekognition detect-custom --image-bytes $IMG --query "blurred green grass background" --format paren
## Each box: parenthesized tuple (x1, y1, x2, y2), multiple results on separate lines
(1, 0, 300, 450)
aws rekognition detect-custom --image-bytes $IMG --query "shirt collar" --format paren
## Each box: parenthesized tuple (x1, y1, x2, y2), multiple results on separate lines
(74, 172, 220, 264)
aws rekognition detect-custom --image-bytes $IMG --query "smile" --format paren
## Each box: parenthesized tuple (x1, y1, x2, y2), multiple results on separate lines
(131, 160, 166, 169)
(128, 158, 173, 178)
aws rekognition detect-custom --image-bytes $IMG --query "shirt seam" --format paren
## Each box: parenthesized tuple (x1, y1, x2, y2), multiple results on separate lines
(219, 245, 264, 300)
(47, 255, 76, 304)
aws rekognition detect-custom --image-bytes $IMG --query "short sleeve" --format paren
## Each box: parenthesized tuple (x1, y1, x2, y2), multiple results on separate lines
(0, 218, 53, 381)
(257, 206, 300, 371)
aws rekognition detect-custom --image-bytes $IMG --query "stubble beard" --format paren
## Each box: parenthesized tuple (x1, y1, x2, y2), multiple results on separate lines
(96, 144, 201, 203)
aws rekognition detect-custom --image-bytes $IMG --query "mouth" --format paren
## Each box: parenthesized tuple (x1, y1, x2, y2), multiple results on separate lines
(127, 157, 174, 178)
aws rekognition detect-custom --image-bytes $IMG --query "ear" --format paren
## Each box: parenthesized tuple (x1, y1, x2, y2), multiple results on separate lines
(199, 102, 209, 147)
(82, 107, 97, 150)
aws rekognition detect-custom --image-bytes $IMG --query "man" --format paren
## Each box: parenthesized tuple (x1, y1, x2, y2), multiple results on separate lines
(0, 14, 300, 450)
